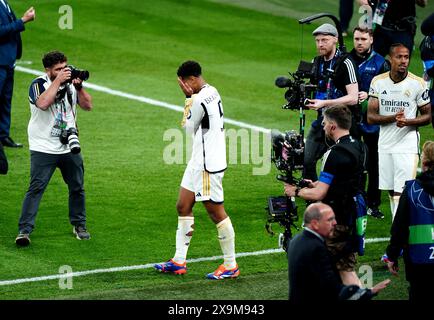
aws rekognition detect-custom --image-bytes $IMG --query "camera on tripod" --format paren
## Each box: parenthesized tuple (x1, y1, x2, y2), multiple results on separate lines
(275, 60, 317, 110)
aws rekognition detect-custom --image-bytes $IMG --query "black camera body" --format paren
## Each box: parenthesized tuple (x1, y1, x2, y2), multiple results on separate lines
(67, 65, 90, 82)
(60, 127, 81, 154)
(275, 60, 317, 110)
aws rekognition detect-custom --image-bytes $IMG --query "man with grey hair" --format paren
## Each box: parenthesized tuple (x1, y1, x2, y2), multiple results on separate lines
(303, 23, 360, 182)
(288, 203, 390, 302)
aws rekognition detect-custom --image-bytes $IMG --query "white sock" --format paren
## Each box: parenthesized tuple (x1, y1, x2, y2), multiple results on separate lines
(216, 217, 237, 269)
(172, 216, 194, 264)
(389, 195, 395, 220)
(392, 196, 400, 221)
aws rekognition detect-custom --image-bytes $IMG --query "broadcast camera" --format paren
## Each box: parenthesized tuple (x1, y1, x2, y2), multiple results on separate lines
(67, 65, 90, 82)
(275, 60, 317, 111)
(265, 12, 345, 251)
(265, 130, 309, 251)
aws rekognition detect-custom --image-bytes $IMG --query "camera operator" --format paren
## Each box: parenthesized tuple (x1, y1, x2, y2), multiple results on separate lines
(15, 51, 92, 246)
(285, 106, 366, 286)
(303, 23, 360, 182)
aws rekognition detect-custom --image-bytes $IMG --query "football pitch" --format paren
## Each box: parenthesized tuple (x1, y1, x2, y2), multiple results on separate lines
(0, 0, 433, 300)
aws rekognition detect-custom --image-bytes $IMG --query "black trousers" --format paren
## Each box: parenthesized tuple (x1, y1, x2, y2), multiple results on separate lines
(361, 130, 381, 208)
(339, 0, 354, 32)
(18, 151, 86, 234)
(373, 25, 414, 57)
(0, 66, 15, 139)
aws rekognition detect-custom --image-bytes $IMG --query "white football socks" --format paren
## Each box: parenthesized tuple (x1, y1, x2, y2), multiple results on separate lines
(172, 216, 194, 264)
(216, 217, 237, 269)
(389, 195, 400, 221)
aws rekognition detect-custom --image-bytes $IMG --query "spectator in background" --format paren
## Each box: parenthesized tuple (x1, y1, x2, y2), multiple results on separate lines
(358, 0, 427, 57)
(0, 3, 35, 148)
(339, 0, 354, 36)
(386, 141, 434, 301)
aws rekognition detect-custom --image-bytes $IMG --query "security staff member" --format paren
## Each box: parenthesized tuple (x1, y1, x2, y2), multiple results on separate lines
(386, 141, 434, 301)
(285, 105, 366, 286)
(350, 26, 389, 219)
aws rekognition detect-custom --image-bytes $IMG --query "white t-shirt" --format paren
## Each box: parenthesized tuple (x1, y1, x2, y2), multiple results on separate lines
(28, 74, 79, 154)
(182, 84, 227, 173)
(369, 72, 430, 154)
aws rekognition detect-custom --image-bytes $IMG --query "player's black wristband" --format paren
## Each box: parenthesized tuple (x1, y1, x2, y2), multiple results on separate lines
(185, 95, 191, 98)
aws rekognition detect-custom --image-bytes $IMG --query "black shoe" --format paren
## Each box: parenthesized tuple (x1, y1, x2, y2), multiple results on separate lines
(15, 233, 31, 246)
(73, 225, 91, 240)
(367, 207, 384, 219)
(1, 137, 23, 148)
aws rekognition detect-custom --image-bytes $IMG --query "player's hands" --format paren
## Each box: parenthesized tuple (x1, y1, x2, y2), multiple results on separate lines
(387, 261, 399, 276)
(395, 110, 407, 127)
(178, 77, 193, 97)
(22, 7, 35, 23)
(305, 99, 327, 111)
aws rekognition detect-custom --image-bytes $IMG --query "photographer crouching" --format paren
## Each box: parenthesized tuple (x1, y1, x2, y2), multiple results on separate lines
(284, 106, 366, 287)
(15, 51, 92, 246)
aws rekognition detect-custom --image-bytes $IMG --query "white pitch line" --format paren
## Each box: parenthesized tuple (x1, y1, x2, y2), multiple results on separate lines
(0, 238, 390, 287)
(15, 66, 271, 134)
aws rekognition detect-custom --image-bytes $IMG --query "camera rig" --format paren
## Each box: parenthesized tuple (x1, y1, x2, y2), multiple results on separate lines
(265, 13, 344, 251)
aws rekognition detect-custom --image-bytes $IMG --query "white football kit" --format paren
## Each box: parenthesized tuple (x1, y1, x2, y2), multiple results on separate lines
(369, 71, 430, 192)
(180, 84, 227, 202)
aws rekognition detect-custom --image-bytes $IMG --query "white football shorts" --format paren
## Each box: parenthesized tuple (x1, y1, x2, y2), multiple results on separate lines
(181, 164, 224, 203)
(379, 153, 419, 193)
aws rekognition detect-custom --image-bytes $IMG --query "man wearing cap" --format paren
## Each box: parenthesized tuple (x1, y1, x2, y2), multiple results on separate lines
(303, 23, 360, 182)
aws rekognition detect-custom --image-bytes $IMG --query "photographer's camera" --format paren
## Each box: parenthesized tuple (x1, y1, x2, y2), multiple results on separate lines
(60, 127, 81, 154)
(67, 65, 89, 82)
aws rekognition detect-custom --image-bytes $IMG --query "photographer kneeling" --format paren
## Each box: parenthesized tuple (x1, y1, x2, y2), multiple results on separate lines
(284, 106, 366, 286)
(15, 51, 92, 246)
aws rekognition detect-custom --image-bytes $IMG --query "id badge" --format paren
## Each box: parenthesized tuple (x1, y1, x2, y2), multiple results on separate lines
(372, 1, 388, 26)
(51, 124, 62, 137)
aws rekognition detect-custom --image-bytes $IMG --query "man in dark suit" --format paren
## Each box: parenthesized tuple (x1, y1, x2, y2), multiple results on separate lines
(287, 203, 390, 302)
(288, 203, 342, 302)
(0, 2, 35, 148)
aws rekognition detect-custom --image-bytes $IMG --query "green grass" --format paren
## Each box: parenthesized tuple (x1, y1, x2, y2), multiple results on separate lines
(0, 0, 432, 300)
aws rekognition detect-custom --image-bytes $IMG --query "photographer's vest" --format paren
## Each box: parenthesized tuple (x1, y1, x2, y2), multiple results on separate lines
(406, 179, 434, 265)
(311, 51, 353, 126)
